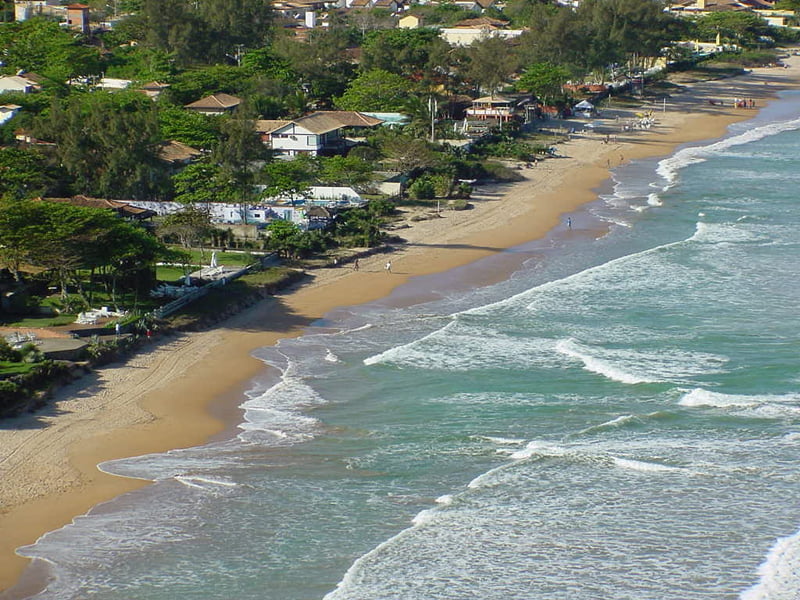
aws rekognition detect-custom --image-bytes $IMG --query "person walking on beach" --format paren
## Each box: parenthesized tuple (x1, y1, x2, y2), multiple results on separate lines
(353, 258, 360, 271)
(385, 261, 392, 273)
(567, 217, 572, 229)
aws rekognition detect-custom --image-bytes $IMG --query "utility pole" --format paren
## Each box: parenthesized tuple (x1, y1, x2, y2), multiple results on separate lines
(429, 95, 437, 143)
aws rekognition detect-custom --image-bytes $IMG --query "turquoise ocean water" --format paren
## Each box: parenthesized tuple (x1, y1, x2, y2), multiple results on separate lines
(17, 90, 800, 599)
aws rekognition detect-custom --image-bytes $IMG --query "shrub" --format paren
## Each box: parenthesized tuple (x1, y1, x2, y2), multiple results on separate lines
(18, 343, 44, 364)
(409, 178, 435, 199)
(430, 174, 453, 198)
(0, 339, 21, 362)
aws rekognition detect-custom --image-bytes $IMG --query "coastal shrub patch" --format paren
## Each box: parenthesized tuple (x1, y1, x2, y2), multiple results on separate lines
(409, 178, 435, 200)
(455, 182, 473, 199)
(366, 198, 397, 217)
(0, 379, 24, 415)
(0, 339, 21, 362)
(0, 360, 74, 418)
(481, 162, 526, 183)
(711, 50, 778, 68)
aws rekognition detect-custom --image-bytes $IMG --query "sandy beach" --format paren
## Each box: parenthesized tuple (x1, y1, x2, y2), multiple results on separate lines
(1, 56, 799, 596)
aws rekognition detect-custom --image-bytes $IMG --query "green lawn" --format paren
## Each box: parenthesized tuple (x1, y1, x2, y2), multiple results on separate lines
(0, 315, 77, 328)
(0, 361, 36, 377)
(156, 265, 194, 283)
(170, 247, 263, 267)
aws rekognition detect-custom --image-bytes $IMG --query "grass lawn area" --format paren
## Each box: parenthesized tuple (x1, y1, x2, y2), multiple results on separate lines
(0, 361, 36, 377)
(157, 265, 193, 283)
(170, 247, 265, 268)
(0, 315, 77, 328)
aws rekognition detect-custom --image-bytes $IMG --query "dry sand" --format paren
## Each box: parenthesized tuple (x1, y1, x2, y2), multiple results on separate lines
(1, 56, 799, 596)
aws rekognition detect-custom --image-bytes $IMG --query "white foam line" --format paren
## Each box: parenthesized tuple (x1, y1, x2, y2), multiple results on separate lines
(612, 457, 684, 474)
(657, 116, 800, 185)
(175, 475, 238, 490)
(740, 526, 800, 600)
(555, 338, 657, 385)
(362, 319, 459, 366)
(323, 499, 452, 599)
(578, 414, 638, 435)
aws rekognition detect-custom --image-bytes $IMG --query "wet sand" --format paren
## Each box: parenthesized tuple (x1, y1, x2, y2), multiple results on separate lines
(1, 58, 799, 596)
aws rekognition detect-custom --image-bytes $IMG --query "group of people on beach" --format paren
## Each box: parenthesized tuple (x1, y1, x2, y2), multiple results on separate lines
(708, 98, 756, 108)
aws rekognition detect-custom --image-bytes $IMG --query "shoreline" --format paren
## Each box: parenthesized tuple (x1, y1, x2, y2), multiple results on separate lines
(2, 59, 799, 597)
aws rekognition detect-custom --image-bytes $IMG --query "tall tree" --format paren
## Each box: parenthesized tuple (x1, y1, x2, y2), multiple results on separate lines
(335, 69, 416, 112)
(0, 200, 165, 302)
(142, 0, 204, 65)
(576, 0, 678, 69)
(464, 37, 519, 96)
(360, 28, 449, 79)
(195, 0, 272, 62)
(319, 156, 375, 190)
(516, 62, 571, 105)
(172, 161, 240, 206)
(157, 207, 213, 251)
(273, 28, 356, 103)
(0, 18, 100, 82)
(212, 111, 266, 218)
(142, 0, 271, 64)
(35, 91, 166, 199)
(0, 148, 61, 200)
(262, 158, 317, 206)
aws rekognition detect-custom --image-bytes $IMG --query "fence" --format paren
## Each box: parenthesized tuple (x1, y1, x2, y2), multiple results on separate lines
(152, 263, 256, 319)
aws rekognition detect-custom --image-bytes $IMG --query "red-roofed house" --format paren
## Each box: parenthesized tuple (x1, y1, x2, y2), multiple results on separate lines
(66, 3, 90, 34)
(37, 196, 156, 221)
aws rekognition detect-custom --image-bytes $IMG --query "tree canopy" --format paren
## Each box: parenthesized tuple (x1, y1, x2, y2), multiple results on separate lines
(516, 62, 571, 105)
(335, 69, 416, 112)
(0, 18, 100, 82)
(0, 199, 166, 302)
(34, 91, 166, 200)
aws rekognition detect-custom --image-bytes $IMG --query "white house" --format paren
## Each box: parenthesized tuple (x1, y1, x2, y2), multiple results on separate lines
(264, 111, 383, 156)
(0, 104, 21, 125)
(0, 74, 42, 94)
(14, 0, 62, 21)
(126, 186, 364, 227)
(440, 17, 525, 46)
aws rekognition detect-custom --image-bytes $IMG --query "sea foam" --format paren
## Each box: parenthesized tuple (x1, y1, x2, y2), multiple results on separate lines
(740, 527, 800, 600)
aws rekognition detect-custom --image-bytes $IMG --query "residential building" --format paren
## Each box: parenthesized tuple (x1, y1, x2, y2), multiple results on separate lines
(440, 17, 525, 46)
(184, 93, 242, 116)
(96, 77, 132, 91)
(0, 74, 43, 94)
(263, 111, 383, 157)
(465, 96, 515, 122)
(14, 0, 62, 21)
(667, 0, 774, 13)
(126, 185, 364, 228)
(139, 81, 171, 100)
(66, 3, 90, 34)
(157, 141, 204, 170)
(398, 13, 422, 28)
(0, 105, 21, 125)
(37, 196, 156, 221)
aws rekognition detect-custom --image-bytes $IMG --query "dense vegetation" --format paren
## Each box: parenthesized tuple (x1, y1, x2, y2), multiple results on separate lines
(0, 0, 797, 317)
(0, 0, 798, 408)
(2, 1, 796, 203)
